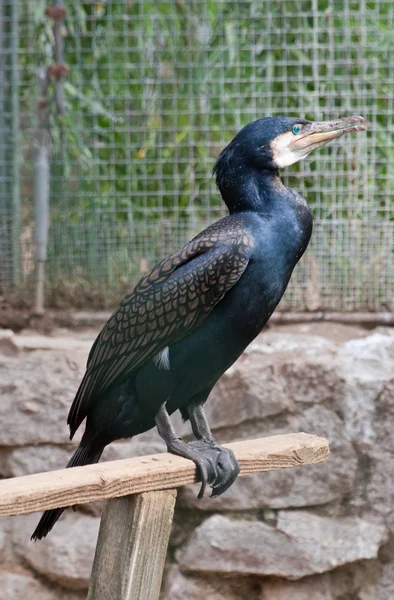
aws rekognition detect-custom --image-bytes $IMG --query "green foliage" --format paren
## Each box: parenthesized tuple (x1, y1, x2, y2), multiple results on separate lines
(17, 1, 394, 307)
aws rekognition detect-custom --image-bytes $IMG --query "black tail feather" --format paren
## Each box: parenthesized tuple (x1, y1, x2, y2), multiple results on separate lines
(31, 442, 103, 541)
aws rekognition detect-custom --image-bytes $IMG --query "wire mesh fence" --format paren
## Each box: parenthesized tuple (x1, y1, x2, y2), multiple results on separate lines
(1, 0, 393, 311)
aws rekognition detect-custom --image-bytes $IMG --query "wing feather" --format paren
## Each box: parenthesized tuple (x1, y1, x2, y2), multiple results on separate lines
(68, 219, 254, 437)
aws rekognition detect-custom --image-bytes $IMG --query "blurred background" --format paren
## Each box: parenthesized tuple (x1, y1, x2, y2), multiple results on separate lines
(0, 0, 393, 312)
(1, 2, 394, 600)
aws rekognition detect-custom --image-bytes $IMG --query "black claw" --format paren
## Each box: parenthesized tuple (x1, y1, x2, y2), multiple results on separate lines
(196, 459, 209, 499)
(210, 448, 240, 497)
(186, 440, 240, 499)
(186, 441, 218, 499)
(211, 459, 240, 498)
(197, 479, 206, 500)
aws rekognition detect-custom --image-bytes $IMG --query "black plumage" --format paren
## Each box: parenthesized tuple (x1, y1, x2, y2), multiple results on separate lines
(32, 114, 366, 540)
(68, 220, 253, 438)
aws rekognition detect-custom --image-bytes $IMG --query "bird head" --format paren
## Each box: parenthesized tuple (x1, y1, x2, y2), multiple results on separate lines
(213, 115, 367, 192)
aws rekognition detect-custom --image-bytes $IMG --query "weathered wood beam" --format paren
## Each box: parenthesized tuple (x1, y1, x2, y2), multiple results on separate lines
(87, 490, 177, 600)
(0, 433, 329, 518)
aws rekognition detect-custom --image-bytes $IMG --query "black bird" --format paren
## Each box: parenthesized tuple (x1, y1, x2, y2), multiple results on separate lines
(32, 115, 366, 540)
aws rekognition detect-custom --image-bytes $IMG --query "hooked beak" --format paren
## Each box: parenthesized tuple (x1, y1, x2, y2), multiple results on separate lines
(289, 115, 367, 154)
(272, 115, 367, 169)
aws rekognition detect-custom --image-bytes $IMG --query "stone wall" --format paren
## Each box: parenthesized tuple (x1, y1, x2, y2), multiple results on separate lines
(0, 323, 393, 599)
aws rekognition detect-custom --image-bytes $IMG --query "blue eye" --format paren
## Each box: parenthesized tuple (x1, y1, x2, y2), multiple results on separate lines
(292, 125, 301, 134)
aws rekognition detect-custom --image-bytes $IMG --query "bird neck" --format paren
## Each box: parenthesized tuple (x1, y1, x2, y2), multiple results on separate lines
(220, 168, 289, 215)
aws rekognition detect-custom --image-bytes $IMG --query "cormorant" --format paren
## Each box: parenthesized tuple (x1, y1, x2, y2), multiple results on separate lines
(32, 115, 366, 540)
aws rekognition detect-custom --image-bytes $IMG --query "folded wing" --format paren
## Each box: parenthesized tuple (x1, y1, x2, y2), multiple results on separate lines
(67, 221, 254, 438)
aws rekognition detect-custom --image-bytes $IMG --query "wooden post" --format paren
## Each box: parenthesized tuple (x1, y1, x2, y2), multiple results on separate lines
(0, 434, 329, 599)
(87, 490, 177, 600)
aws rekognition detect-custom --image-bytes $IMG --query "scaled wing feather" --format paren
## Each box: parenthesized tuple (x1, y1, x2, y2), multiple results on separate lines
(67, 219, 253, 438)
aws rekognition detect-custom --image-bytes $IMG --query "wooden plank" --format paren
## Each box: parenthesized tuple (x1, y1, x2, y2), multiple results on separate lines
(0, 433, 329, 517)
(87, 490, 176, 600)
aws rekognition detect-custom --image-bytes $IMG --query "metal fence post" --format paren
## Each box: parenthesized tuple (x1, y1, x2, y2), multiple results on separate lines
(33, 67, 50, 315)
(0, 0, 20, 288)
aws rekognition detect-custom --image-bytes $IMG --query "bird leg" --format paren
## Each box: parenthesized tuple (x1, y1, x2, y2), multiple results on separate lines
(187, 403, 240, 498)
(155, 404, 218, 498)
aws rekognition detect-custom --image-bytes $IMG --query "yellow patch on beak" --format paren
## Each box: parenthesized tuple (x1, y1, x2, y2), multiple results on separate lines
(270, 116, 367, 169)
(270, 131, 311, 168)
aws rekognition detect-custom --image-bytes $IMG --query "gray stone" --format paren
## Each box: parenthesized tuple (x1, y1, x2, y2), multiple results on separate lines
(101, 434, 165, 462)
(0, 517, 13, 564)
(359, 562, 394, 600)
(274, 322, 367, 344)
(339, 333, 394, 383)
(13, 512, 99, 590)
(5, 445, 72, 477)
(12, 333, 93, 352)
(0, 526, 6, 563)
(205, 344, 344, 431)
(2, 323, 394, 597)
(170, 512, 207, 550)
(0, 329, 15, 340)
(340, 379, 384, 451)
(4, 434, 165, 479)
(177, 513, 386, 579)
(177, 515, 303, 578)
(289, 405, 359, 497)
(364, 383, 394, 524)
(370, 378, 394, 456)
(0, 329, 18, 355)
(277, 510, 387, 568)
(162, 565, 259, 600)
(329, 560, 380, 599)
(0, 340, 187, 447)
(275, 360, 345, 406)
(366, 452, 394, 532)
(0, 448, 12, 478)
(0, 350, 87, 445)
(244, 330, 336, 359)
(322, 333, 394, 454)
(327, 331, 394, 451)
(260, 575, 332, 600)
(205, 361, 290, 430)
(336, 334, 394, 451)
(0, 571, 82, 600)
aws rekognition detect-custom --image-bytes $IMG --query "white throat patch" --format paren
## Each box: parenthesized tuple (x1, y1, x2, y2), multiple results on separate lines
(270, 131, 311, 168)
